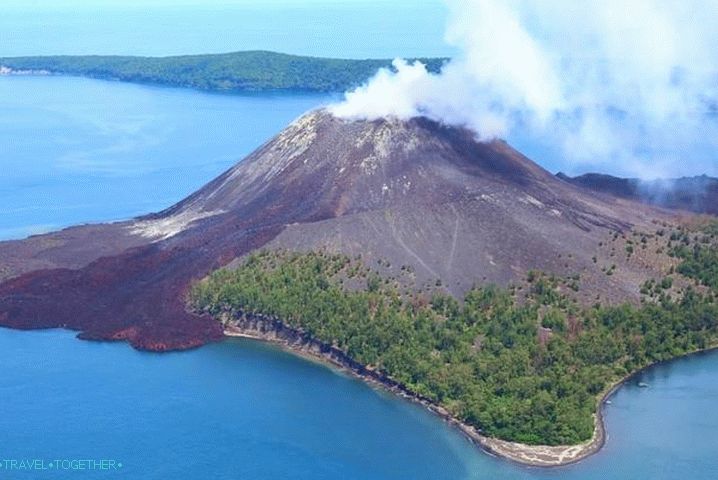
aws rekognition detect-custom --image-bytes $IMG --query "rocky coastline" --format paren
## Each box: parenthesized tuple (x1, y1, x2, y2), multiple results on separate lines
(0, 65, 50, 76)
(217, 308, 608, 467)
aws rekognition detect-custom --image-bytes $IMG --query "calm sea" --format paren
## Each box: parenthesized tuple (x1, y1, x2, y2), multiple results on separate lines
(1, 2, 717, 478)
(0, 75, 332, 239)
(0, 327, 716, 480)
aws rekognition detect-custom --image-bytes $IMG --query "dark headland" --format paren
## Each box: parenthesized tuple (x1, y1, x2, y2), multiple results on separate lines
(557, 172, 718, 216)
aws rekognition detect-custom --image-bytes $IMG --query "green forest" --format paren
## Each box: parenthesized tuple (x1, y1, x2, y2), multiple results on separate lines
(191, 222, 718, 446)
(0, 51, 445, 93)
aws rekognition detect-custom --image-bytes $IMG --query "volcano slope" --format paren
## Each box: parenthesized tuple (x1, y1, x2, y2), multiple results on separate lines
(0, 109, 682, 351)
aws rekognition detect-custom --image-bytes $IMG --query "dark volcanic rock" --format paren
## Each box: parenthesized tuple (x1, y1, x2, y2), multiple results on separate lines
(0, 109, 679, 350)
(557, 172, 718, 216)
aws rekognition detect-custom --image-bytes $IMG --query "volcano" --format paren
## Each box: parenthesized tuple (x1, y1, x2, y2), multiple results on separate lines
(0, 110, 677, 350)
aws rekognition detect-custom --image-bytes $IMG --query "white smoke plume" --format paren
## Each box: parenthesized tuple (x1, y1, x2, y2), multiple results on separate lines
(329, 0, 718, 178)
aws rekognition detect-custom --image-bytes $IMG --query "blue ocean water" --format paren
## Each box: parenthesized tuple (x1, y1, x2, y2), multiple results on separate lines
(0, 327, 716, 480)
(1, 2, 717, 478)
(0, 75, 332, 239)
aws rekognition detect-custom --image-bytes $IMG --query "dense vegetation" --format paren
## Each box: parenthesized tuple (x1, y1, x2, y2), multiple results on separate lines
(670, 222, 718, 290)
(0, 51, 445, 93)
(191, 223, 718, 446)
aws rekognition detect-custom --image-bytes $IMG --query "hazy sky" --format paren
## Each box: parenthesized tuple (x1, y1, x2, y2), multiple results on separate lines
(6, 0, 405, 5)
(1, 0, 451, 58)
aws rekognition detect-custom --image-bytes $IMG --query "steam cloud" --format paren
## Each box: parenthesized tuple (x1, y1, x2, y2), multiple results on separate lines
(330, 0, 718, 178)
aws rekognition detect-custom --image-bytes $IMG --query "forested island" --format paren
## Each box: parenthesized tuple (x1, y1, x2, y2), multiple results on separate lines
(0, 51, 445, 93)
(192, 220, 718, 456)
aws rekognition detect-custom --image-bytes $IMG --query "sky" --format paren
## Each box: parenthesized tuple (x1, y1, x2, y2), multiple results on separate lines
(5, 0, 401, 5)
(0, 0, 452, 59)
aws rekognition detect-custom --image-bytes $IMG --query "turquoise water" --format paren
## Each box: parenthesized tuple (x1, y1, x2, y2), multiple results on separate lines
(1, 328, 717, 479)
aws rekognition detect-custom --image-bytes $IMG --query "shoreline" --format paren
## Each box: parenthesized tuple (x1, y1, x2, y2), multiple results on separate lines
(219, 310, 610, 467)
(0, 65, 340, 96)
(0, 65, 50, 76)
(220, 311, 718, 467)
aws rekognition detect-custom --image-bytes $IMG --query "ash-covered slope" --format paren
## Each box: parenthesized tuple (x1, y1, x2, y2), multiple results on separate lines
(0, 110, 675, 350)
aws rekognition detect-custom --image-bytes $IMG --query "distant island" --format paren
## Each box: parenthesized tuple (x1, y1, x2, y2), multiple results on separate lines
(0, 50, 446, 93)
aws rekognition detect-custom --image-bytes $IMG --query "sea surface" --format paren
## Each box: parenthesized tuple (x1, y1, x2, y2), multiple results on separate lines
(1, 2, 717, 478)
(0, 327, 717, 480)
(0, 75, 333, 239)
